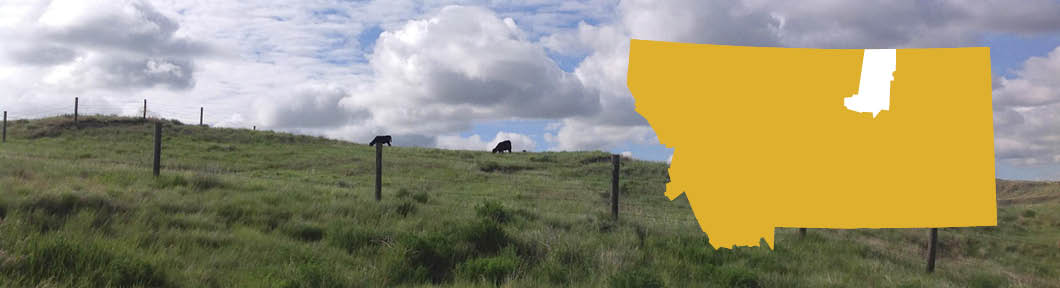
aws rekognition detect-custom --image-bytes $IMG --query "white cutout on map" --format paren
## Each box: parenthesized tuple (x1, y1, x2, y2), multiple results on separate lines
(844, 49, 896, 118)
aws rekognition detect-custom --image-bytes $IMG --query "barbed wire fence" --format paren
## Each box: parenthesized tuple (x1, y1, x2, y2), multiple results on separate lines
(1, 97, 260, 130)
(0, 97, 1043, 275)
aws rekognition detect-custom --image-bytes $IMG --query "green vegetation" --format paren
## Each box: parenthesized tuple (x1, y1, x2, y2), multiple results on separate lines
(0, 115, 1057, 287)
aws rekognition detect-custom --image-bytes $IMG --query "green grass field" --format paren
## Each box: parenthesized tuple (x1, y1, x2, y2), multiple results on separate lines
(0, 115, 1057, 287)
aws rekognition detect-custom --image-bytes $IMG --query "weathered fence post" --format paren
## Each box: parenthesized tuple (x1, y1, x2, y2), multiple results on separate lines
(612, 154, 620, 220)
(74, 97, 79, 126)
(799, 228, 807, 238)
(926, 228, 938, 272)
(143, 99, 147, 120)
(253, 125, 256, 131)
(2, 111, 6, 143)
(375, 142, 383, 201)
(199, 107, 204, 126)
(153, 122, 162, 176)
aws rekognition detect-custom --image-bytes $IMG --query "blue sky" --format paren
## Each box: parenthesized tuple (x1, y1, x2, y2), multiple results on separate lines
(980, 33, 1060, 180)
(981, 33, 1060, 78)
(1, 0, 1060, 179)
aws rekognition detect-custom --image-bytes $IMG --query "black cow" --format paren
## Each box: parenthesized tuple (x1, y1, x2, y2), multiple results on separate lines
(369, 135, 392, 146)
(492, 140, 512, 153)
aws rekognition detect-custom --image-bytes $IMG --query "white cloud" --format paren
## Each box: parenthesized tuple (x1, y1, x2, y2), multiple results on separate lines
(750, 0, 1060, 48)
(353, 6, 599, 131)
(436, 134, 489, 151)
(545, 118, 655, 151)
(994, 47, 1060, 108)
(436, 131, 536, 152)
(993, 46, 1060, 165)
(620, 151, 632, 158)
(0, 0, 207, 98)
(259, 84, 370, 128)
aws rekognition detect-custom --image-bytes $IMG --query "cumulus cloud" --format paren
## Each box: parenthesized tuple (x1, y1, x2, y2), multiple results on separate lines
(621, 0, 782, 47)
(994, 47, 1060, 108)
(0, 0, 208, 93)
(540, 0, 785, 151)
(236, 4, 606, 146)
(545, 118, 655, 150)
(993, 46, 1060, 165)
(752, 0, 1060, 48)
(436, 131, 536, 151)
(260, 84, 370, 128)
(347, 5, 599, 137)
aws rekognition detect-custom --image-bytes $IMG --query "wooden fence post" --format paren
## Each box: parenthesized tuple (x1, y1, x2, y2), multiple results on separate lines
(926, 228, 938, 272)
(199, 107, 204, 126)
(375, 142, 383, 201)
(612, 154, 620, 220)
(74, 97, 79, 126)
(153, 122, 162, 176)
(143, 99, 147, 120)
(2, 111, 6, 143)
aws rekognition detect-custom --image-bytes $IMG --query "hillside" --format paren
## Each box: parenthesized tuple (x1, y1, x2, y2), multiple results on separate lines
(0, 115, 1057, 287)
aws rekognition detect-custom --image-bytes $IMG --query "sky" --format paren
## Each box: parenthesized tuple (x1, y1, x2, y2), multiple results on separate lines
(1, 0, 1060, 180)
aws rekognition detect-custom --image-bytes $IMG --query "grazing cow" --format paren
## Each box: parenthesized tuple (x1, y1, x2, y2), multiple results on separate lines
(369, 135, 392, 146)
(492, 140, 512, 153)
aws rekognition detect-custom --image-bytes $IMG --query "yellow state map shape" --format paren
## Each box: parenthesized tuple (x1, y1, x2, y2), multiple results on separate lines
(627, 40, 996, 249)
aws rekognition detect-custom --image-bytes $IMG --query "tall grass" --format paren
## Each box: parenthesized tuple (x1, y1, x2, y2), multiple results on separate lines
(0, 116, 1057, 287)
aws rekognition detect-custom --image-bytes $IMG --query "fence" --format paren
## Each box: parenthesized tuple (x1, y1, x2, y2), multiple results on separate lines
(1, 97, 257, 129)
(0, 97, 991, 274)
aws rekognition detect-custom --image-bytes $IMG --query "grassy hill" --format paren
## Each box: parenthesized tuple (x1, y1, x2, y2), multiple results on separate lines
(0, 115, 1057, 287)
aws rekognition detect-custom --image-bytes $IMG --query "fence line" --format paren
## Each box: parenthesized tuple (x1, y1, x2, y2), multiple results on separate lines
(1, 97, 262, 130)
(2, 97, 1020, 274)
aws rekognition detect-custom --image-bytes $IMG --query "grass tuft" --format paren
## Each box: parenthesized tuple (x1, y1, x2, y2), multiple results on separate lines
(475, 200, 511, 224)
(477, 161, 532, 173)
(3, 237, 169, 287)
(456, 248, 520, 285)
(328, 226, 389, 254)
(279, 260, 349, 288)
(282, 221, 325, 242)
(190, 174, 225, 191)
(610, 267, 665, 288)
(19, 193, 127, 232)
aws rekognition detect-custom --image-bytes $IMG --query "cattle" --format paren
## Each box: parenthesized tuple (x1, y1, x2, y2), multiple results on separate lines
(369, 135, 392, 146)
(492, 140, 512, 153)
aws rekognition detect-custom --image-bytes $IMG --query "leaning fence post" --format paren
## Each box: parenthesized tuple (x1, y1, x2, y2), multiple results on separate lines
(375, 142, 383, 201)
(153, 122, 162, 176)
(74, 97, 79, 127)
(611, 154, 620, 220)
(926, 228, 938, 272)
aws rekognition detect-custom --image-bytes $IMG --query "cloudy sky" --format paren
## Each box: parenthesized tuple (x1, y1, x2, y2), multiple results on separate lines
(1, 0, 1060, 180)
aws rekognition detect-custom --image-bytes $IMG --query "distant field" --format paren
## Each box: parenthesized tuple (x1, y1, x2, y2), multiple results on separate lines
(0, 116, 1057, 287)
